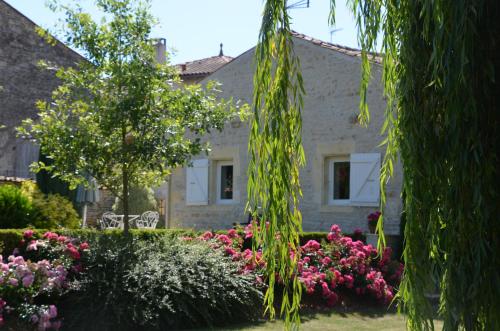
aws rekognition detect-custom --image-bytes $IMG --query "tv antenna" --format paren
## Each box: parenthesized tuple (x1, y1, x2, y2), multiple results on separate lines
(286, 0, 310, 9)
(329, 28, 343, 42)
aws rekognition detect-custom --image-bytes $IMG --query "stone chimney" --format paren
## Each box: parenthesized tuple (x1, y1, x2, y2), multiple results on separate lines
(154, 38, 166, 64)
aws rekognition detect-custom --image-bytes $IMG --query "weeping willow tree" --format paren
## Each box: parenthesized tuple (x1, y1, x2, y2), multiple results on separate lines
(251, 0, 499, 330)
(247, 1, 305, 329)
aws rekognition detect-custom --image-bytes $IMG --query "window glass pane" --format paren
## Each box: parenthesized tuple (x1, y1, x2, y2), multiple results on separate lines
(333, 162, 350, 200)
(220, 165, 233, 200)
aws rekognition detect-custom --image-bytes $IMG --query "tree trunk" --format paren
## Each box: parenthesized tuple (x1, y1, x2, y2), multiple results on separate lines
(122, 167, 130, 235)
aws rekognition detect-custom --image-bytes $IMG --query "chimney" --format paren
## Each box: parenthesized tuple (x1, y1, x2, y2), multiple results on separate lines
(154, 38, 166, 64)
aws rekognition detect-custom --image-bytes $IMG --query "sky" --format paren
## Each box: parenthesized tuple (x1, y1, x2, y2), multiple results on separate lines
(5, 0, 361, 64)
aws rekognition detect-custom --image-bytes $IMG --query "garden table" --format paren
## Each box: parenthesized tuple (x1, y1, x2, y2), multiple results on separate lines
(100, 212, 140, 229)
(115, 215, 140, 229)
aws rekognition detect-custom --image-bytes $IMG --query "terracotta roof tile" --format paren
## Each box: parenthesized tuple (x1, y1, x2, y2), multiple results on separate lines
(176, 55, 234, 77)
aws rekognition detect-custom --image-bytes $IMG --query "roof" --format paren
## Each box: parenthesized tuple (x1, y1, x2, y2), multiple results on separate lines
(290, 31, 382, 63)
(0, 176, 32, 183)
(176, 55, 234, 77)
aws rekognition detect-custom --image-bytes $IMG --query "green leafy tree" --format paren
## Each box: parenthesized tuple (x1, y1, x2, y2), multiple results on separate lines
(254, 0, 499, 330)
(19, 0, 244, 234)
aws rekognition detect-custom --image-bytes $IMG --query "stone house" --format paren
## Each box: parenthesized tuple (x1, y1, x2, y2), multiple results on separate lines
(0, 0, 85, 179)
(165, 32, 403, 235)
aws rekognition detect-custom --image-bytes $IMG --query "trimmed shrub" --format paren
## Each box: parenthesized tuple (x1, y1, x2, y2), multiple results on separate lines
(0, 228, 199, 256)
(0, 185, 33, 229)
(0, 228, 367, 258)
(59, 235, 263, 331)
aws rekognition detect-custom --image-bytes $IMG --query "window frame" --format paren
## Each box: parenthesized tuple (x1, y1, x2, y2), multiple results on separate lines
(327, 156, 351, 206)
(216, 160, 235, 204)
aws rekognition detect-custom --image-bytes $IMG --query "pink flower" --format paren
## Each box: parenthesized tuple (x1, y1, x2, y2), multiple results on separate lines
(321, 281, 331, 296)
(8, 278, 19, 286)
(23, 230, 34, 239)
(344, 274, 354, 288)
(201, 231, 213, 240)
(43, 232, 59, 241)
(330, 224, 341, 233)
(224, 247, 237, 257)
(27, 240, 38, 251)
(327, 232, 336, 242)
(216, 234, 232, 246)
(48, 305, 58, 319)
(22, 274, 34, 287)
(244, 223, 254, 239)
(321, 256, 332, 266)
(79, 242, 90, 250)
(57, 236, 68, 243)
(227, 229, 238, 238)
(66, 245, 80, 260)
(302, 240, 320, 252)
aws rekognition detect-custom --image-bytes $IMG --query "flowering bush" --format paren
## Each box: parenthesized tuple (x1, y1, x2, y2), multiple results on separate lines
(298, 224, 403, 307)
(193, 223, 403, 308)
(192, 227, 266, 280)
(0, 230, 89, 330)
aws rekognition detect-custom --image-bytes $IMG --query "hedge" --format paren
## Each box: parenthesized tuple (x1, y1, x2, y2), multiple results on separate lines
(0, 228, 367, 256)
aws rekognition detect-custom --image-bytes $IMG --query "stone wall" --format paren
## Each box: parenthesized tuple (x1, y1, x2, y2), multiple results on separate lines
(168, 37, 403, 235)
(0, 0, 84, 178)
(84, 189, 116, 228)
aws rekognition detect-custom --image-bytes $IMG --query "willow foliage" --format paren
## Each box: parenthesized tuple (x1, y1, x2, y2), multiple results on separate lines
(254, 0, 499, 330)
(248, 0, 305, 329)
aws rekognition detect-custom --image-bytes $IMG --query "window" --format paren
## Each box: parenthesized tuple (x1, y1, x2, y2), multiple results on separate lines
(328, 157, 351, 205)
(217, 161, 234, 204)
(327, 153, 381, 206)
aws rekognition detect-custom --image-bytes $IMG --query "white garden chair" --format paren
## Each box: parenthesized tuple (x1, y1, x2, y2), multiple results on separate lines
(136, 211, 159, 229)
(99, 212, 123, 230)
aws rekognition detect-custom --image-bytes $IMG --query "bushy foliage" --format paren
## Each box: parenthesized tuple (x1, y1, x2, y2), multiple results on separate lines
(112, 185, 157, 215)
(21, 182, 80, 229)
(59, 235, 263, 331)
(0, 183, 79, 230)
(0, 185, 33, 229)
(0, 230, 89, 330)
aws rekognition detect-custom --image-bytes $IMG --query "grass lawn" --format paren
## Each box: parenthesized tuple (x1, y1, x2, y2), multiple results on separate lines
(195, 307, 443, 331)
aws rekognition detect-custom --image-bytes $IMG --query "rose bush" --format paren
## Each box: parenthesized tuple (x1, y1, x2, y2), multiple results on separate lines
(193, 223, 403, 308)
(0, 230, 89, 330)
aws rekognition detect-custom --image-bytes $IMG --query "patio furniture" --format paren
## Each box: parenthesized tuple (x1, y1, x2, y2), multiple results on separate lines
(136, 211, 159, 229)
(99, 212, 123, 229)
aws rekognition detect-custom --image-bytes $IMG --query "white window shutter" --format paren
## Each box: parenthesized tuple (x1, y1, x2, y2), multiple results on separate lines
(186, 159, 209, 205)
(349, 153, 381, 206)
